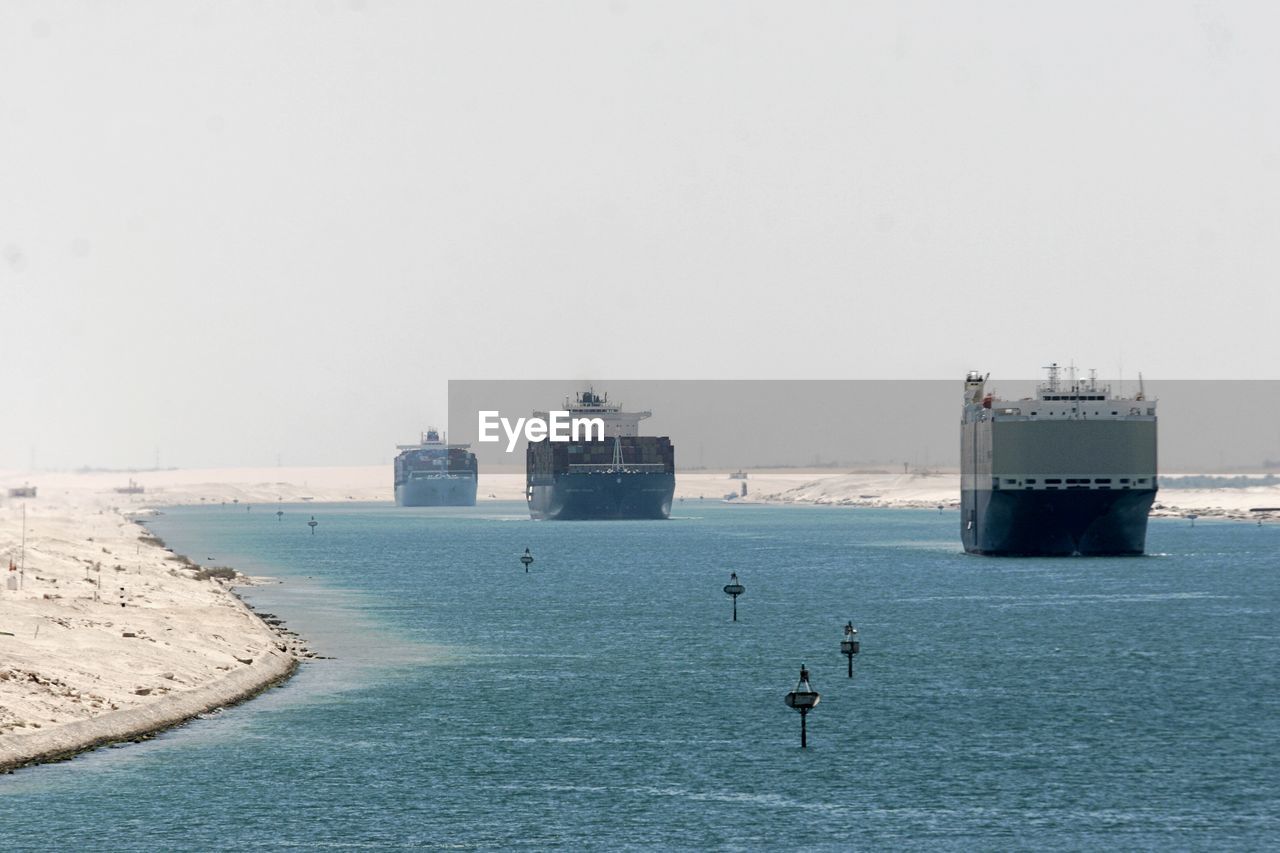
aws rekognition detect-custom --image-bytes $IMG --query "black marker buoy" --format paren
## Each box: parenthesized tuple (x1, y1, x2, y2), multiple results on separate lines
(520, 548, 534, 573)
(840, 621, 860, 677)
(307, 516, 318, 534)
(784, 664, 820, 748)
(722, 572, 745, 621)
(277, 510, 284, 522)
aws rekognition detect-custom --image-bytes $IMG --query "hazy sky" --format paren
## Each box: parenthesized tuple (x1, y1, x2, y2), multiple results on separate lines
(2, 2, 1277, 469)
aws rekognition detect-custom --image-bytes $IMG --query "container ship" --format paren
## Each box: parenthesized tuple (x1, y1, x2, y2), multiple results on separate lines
(526, 389, 675, 520)
(393, 429, 478, 507)
(961, 365, 1158, 556)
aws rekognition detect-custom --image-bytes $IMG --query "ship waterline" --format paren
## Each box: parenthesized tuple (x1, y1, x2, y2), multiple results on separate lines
(527, 470, 675, 520)
(395, 474, 479, 508)
(962, 486, 1156, 555)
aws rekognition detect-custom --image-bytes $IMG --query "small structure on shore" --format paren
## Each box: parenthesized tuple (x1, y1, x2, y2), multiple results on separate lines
(114, 479, 145, 495)
(7, 485, 36, 498)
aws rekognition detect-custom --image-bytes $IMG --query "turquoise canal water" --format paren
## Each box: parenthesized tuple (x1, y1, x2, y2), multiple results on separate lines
(2, 503, 1277, 850)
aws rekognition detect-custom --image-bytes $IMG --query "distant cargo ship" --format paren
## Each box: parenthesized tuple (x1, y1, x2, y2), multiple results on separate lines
(394, 429, 477, 507)
(961, 365, 1158, 556)
(526, 389, 675, 520)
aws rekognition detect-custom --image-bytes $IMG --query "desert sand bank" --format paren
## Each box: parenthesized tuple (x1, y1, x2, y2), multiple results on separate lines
(0, 474, 304, 772)
(698, 469, 1280, 522)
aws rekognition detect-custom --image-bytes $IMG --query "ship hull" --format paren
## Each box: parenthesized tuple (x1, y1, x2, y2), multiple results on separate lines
(528, 472, 674, 520)
(395, 476, 478, 507)
(962, 488, 1156, 556)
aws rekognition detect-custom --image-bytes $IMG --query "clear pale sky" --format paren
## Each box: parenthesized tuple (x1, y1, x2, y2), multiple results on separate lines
(2, 2, 1276, 469)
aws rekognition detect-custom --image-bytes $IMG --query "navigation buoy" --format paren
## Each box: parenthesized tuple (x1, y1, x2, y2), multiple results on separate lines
(276, 510, 284, 522)
(722, 572, 746, 622)
(307, 516, 318, 534)
(784, 664, 821, 748)
(1187, 513, 1199, 527)
(520, 548, 534, 573)
(840, 621, 860, 677)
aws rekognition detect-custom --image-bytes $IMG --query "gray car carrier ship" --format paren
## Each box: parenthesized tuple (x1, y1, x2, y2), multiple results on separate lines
(961, 365, 1158, 555)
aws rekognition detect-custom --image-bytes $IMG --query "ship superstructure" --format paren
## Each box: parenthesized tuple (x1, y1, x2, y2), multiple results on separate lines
(961, 364, 1158, 555)
(526, 388, 675, 520)
(394, 428, 478, 507)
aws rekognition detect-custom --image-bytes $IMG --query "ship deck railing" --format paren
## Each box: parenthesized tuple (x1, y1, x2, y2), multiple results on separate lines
(567, 463, 668, 474)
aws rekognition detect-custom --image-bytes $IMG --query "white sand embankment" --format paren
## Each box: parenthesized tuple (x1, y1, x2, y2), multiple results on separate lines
(0, 472, 304, 772)
(726, 470, 960, 508)
(712, 468, 1280, 521)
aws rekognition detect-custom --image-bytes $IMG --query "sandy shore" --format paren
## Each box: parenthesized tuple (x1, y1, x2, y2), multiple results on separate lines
(692, 469, 1280, 522)
(0, 474, 305, 772)
(3, 463, 1276, 771)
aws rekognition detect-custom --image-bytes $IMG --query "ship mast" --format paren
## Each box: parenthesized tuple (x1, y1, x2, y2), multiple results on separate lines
(1043, 362, 1061, 393)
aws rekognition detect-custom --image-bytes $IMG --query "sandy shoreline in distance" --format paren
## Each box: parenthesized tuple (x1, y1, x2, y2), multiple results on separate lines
(691, 470, 1280, 523)
(3, 463, 1277, 773)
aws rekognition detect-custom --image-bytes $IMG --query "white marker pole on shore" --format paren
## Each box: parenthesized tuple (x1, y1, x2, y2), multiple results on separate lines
(20, 503, 26, 590)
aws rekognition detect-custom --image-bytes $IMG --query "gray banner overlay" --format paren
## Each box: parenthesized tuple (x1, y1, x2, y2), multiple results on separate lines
(448, 380, 1280, 473)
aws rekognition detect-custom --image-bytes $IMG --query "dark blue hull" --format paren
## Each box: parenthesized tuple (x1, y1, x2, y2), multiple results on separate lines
(395, 476, 478, 507)
(528, 472, 674, 520)
(962, 488, 1156, 556)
